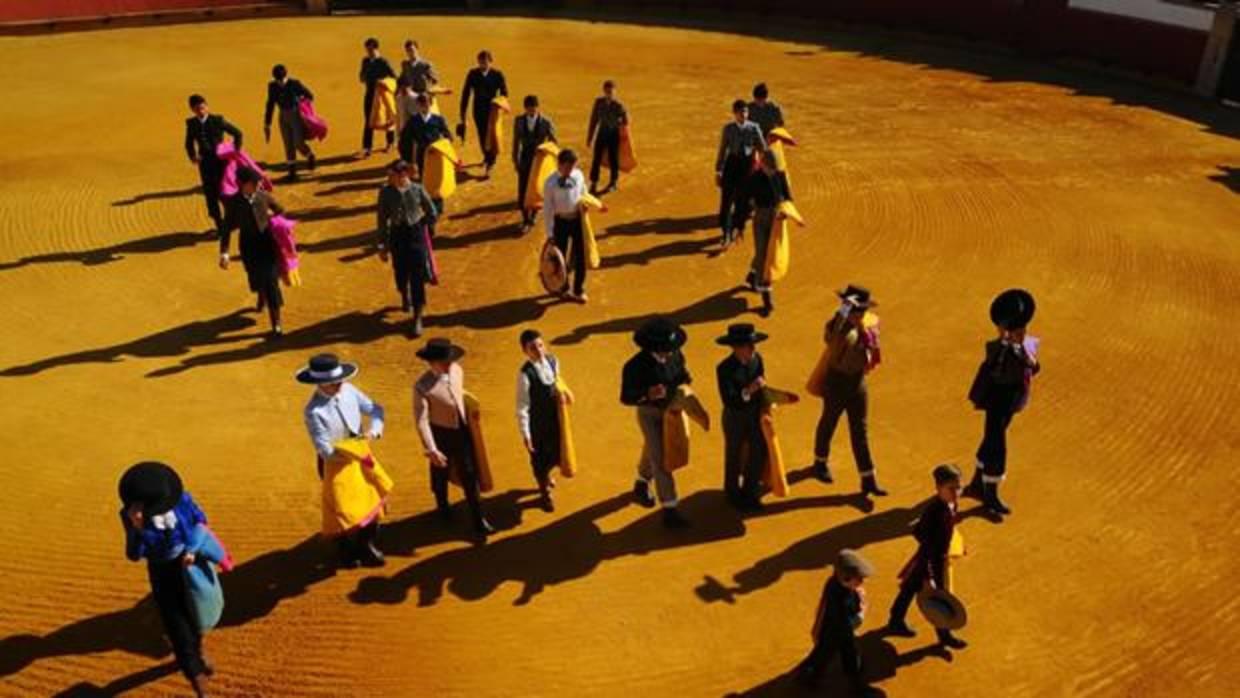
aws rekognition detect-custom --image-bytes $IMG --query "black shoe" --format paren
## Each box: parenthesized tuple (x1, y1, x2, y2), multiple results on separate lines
(270, 326, 284, 340)
(662, 508, 691, 529)
(410, 314, 424, 338)
(939, 632, 968, 650)
(861, 476, 888, 497)
(436, 505, 453, 523)
(605, 183, 618, 193)
(337, 541, 360, 569)
(813, 461, 834, 483)
(885, 620, 917, 638)
(539, 490, 555, 513)
(739, 494, 765, 512)
(307, 153, 317, 171)
(359, 542, 386, 568)
(475, 517, 496, 538)
(962, 469, 984, 500)
(760, 291, 773, 317)
(632, 480, 656, 508)
(983, 482, 1012, 516)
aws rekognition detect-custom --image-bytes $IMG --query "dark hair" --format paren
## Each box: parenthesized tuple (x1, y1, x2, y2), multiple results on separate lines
(477, 49, 493, 62)
(603, 79, 615, 90)
(236, 166, 260, 185)
(272, 64, 287, 80)
(519, 329, 541, 347)
(557, 149, 578, 165)
(388, 159, 410, 173)
(364, 37, 379, 49)
(188, 94, 206, 108)
(933, 463, 962, 486)
(731, 99, 747, 113)
(752, 82, 769, 99)
(523, 94, 539, 108)
(415, 92, 430, 105)
(404, 39, 418, 50)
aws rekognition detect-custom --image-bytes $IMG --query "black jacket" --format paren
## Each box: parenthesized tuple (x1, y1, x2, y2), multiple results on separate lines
(184, 114, 242, 162)
(621, 350, 690, 409)
(716, 353, 764, 411)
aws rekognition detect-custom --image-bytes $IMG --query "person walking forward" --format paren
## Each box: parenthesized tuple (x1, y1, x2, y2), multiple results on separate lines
(586, 79, 628, 194)
(263, 64, 316, 181)
(184, 94, 243, 236)
(376, 159, 438, 336)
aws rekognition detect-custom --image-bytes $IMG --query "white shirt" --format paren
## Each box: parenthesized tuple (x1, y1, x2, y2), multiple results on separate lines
(303, 383, 385, 460)
(542, 168, 586, 238)
(515, 356, 558, 440)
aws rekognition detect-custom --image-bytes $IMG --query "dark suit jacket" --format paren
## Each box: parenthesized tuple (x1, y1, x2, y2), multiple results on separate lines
(221, 190, 284, 256)
(184, 114, 243, 162)
(904, 496, 955, 588)
(399, 113, 452, 164)
(620, 350, 690, 409)
(512, 114, 557, 166)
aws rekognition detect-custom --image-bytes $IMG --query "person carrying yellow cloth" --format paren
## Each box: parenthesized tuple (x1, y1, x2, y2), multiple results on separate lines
(514, 328, 578, 512)
(458, 50, 509, 176)
(413, 337, 496, 542)
(744, 150, 794, 317)
(297, 353, 391, 569)
(514, 94, 558, 232)
(759, 385, 799, 498)
(715, 323, 779, 510)
(621, 317, 698, 529)
(542, 149, 602, 303)
(358, 37, 396, 157)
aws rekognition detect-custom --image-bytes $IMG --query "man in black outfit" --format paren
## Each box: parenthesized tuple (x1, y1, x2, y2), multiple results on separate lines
(797, 549, 880, 696)
(219, 167, 285, 338)
(359, 37, 396, 157)
(264, 64, 316, 181)
(183, 94, 242, 236)
(399, 93, 452, 173)
(586, 79, 628, 194)
(715, 99, 767, 248)
(715, 323, 770, 510)
(513, 94, 557, 231)
(458, 49, 508, 177)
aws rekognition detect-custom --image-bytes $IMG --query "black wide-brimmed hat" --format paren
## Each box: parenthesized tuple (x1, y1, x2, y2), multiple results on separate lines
(295, 353, 359, 385)
(989, 288, 1036, 330)
(634, 316, 687, 352)
(118, 461, 184, 516)
(917, 587, 969, 631)
(416, 337, 466, 362)
(837, 284, 877, 309)
(715, 323, 769, 347)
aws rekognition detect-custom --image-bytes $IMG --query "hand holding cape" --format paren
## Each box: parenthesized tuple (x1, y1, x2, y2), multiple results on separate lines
(806, 311, 881, 398)
(485, 96, 511, 157)
(662, 385, 710, 472)
(321, 437, 394, 537)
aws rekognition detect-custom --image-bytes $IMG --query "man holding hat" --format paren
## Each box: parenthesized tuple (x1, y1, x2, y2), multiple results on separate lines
(797, 548, 879, 695)
(513, 94, 558, 232)
(885, 464, 968, 649)
(542, 148, 590, 302)
(118, 462, 219, 697)
(413, 338, 495, 540)
(808, 285, 887, 497)
(715, 99, 767, 249)
(715, 323, 771, 510)
(376, 159, 439, 336)
(621, 317, 693, 528)
(964, 289, 1041, 517)
(298, 354, 389, 568)
(219, 165, 287, 338)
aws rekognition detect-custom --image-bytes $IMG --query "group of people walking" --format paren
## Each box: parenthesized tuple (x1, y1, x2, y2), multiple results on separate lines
(140, 37, 1046, 698)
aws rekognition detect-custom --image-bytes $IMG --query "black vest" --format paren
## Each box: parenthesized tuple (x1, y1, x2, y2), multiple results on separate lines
(522, 357, 559, 443)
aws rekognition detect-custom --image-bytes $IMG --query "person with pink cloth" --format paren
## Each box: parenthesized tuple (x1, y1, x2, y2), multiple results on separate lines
(219, 166, 288, 338)
(263, 63, 317, 181)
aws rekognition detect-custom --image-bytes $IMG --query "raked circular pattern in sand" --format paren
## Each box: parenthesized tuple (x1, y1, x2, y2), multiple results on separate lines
(1, 14, 1239, 698)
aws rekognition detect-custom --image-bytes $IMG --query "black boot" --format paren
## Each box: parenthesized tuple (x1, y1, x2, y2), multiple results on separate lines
(411, 307, 424, 338)
(938, 629, 968, 649)
(744, 270, 757, 291)
(336, 536, 360, 569)
(983, 481, 1011, 516)
(812, 460, 834, 483)
(357, 524, 385, 568)
(435, 491, 453, 523)
(632, 479, 656, 508)
(284, 163, 298, 182)
(962, 468, 984, 500)
(473, 514, 495, 541)
(307, 152, 317, 171)
(861, 474, 888, 497)
(759, 290, 773, 317)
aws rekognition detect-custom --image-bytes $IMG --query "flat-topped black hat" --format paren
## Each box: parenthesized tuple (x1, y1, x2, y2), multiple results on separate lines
(296, 353, 359, 384)
(416, 337, 466, 362)
(634, 316, 687, 352)
(715, 323, 769, 347)
(837, 284, 877, 309)
(989, 288, 1036, 330)
(118, 461, 184, 516)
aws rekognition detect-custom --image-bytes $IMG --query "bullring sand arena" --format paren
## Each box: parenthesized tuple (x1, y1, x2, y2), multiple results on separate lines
(2, 12, 1240, 698)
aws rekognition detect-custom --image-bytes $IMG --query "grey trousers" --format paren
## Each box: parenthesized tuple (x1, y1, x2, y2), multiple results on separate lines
(814, 370, 876, 477)
(279, 107, 314, 162)
(749, 206, 775, 290)
(636, 404, 679, 507)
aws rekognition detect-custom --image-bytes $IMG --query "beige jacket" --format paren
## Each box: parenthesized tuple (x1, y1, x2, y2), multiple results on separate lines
(413, 364, 467, 454)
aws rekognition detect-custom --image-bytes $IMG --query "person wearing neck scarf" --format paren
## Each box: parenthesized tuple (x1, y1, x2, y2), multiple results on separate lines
(541, 149, 591, 302)
(263, 63, 316, 182)
(184, 94, 242, 237)
(219, 166, 286, 338)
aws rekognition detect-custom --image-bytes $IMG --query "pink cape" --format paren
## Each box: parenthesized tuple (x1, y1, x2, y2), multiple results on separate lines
(298, 98, 328, 141)
(216, 142, 273, 197)
(269, 214, 300, 285)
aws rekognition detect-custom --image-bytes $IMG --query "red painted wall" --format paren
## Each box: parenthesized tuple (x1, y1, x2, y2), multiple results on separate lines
(0, 0, 279, 23)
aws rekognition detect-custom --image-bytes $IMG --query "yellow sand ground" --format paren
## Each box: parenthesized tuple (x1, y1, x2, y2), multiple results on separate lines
(1, 14, 1239, 698)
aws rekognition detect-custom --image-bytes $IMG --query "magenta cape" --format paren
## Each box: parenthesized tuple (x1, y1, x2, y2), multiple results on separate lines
(269, 214, 301, 285)
(216, 142, 273, 197)
(298, 99, 328, 141)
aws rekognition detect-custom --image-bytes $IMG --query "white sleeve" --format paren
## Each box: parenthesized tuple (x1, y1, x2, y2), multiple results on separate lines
(516, 368, 532, 441)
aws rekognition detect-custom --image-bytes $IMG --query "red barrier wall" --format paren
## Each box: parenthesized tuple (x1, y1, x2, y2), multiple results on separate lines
(0, 0, 276, 23)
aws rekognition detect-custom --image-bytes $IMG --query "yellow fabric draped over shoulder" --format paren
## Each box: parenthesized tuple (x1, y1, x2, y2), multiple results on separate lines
(423, 137, 460, 200)
(947, 527, 966, 591)
(485, 96, 510, 157)
(618, 124, 638, 173)
(758, 386, 799, 498)
(662, 385, 710, 473)
(763, 199, 804, 284)
(766, 127, 796, 184)
(579, 191, 605, 269)
(369, 77, 399, 131)
(320, 437, 394, 537)
(462, 392, 495, 493)
(524, 142, 561, 211)
(555, 377, 579, 477)
(805, 311, 879, 397)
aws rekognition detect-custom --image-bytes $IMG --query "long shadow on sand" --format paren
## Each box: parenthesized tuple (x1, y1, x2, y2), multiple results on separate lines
(551, 286, 752, 346)
(1210, 165, 1239, 193)
(599, 213, 716, 239)
(424, 295, 565, 331)
(599, 235, 721, 270)
(111, 186, 202, 207)
(0, 230, 211, 272)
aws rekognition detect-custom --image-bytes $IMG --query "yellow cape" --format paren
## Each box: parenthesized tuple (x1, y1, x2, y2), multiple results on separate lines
(320, 438, 394, 537)
(805, 312, 880, 398)
(423, 137, 460, 200)
(767, 127, 795, 184)
(281, 269, 302, 287)
(555, 377, 579, 477)
(947, 527, 966, 591)
(485, 96, 510, 157)
(619, 124, 638, 173)
(524, 141, 561, 212)
(460, 392, 495, 493)
(579, 191, 605, 269)
(762, 199, 804, 284)
(662, 385, 710, 473)
(369, 77, 399, 131)
(758, 386, 799, 498)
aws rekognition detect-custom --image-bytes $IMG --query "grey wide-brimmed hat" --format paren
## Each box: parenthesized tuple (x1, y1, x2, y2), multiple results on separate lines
(295, 353, 359, 385)
(416, 337, 466, 362)
(918, 587, 968, 630)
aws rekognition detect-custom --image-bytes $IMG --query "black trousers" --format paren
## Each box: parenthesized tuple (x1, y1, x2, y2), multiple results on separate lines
(430, 425, 485, 525)
(197, 157, 224, 228)
(718, 154, 752, 235)
(723, 407, 766, 499)
(800, 629, 861, 681)
(890, 557, 953, 642)
(553, 216, 587, 295)
(149, 558, 207, 681)
(516, 154, 535, 223)
(472, 108, 496, 166)
(362, 86, 393, 151)
(529, 423, 561, 486)
(976, 406, 1015, 478)
(390, 225, 430, 310)
(590, 127, 621, 187)
(814, 370, 875, 475)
